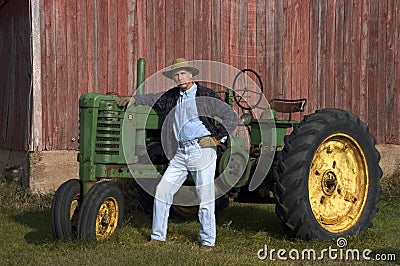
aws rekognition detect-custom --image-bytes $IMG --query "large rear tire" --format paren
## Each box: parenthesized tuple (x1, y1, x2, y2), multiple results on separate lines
(51, 179, 82, 240)
(77, 181, 124, 241)
(273, 109, 382, 240)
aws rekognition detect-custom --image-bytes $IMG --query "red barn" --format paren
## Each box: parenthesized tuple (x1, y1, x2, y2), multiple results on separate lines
(1, 0, 399, 191)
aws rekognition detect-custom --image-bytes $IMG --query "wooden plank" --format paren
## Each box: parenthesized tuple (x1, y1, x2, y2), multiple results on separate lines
(351, 0, 362, 116)
(66, 0, 78, 149)
(6, 3, 16, 148)
(393, 0, 400, 144)
(174, 0, 185, 57)
(117, 0, 129, 95)
(228, 0, 247, 119)
(247, 0, 257, 72)
(282, 0, 290, 99)
(325, 0, 335, 108)
(165, 0, 174, 66)
(343, 0, 353, 111)
(211, 0, 221, 91)
(0, 4, 8, 148)
(221, 0, 232, 96)
(318, 0, 327, 109)
(299, 0, 310, 118)
(153, 0, 166, 93)
(204, 0, 213, 60)
(245, 0, 258, 108)
(31, 0, 43, 151)
(194, 0, 212, 87)
(107, 0, 118, 93)
(229, 0, 239, 69)
(87, 0, 98, 92)
(274, 0, 284, 96)
(360, 0, 369, 123)
(290, 1, 301, 103)
(308, 0, 319, 112)
(221, 0, 230, 66)
(22, 4, 31, 150)
(212, 0, 221, 63)
(368, 0, 379, 141)
(43, 0, 56, 150)
(290, 0, 306, 122)
(385, 0, 397, 143)
(135, 0, 147, 62)
(376, 0, 388, 144)
(156, 0, 166, 71)
(204, 0, 213, 86)
(145, 0, 156, 81)
(97, 0, 108, 94)
(257, 0, 276, 101)
(77, 0, 88, 95)
(127, 0, 136, 94)
(227, 0, 240, 110)
(133, 0, 139, 67)
(42, 0, 51, 149)
(256, 0, 267, 99)
(184, 0, 193, 60)
(237, 0, 248, 70)
(334, 0, 345, 109)
(55, 0, 68, 149)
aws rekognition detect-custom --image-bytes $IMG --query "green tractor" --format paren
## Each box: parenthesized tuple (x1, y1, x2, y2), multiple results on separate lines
(51, 61, 381, 241)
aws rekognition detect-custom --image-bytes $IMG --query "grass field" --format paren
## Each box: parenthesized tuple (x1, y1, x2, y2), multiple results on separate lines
(0, 179, 399, 266)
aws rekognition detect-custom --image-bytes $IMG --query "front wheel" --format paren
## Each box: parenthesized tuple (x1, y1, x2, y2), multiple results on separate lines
(77, 181, 124, 241)
(273, 109, 382, 240)
(51, 179, 82, 240)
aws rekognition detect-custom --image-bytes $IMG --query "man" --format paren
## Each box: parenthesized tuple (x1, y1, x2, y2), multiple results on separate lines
(117, 58, 237, 251)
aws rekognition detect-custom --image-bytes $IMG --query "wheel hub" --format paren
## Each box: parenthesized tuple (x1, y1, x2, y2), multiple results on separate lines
(101, 214, 110, 226)
(322, 171, 337, 196)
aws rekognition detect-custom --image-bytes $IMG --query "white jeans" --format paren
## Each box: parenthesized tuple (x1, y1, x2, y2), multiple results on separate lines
(151, 140, 217, 246)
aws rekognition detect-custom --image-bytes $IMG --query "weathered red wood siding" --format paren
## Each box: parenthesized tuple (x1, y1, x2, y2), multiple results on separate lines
(0, 0, 31, 151)
(2, 0, 399, 151)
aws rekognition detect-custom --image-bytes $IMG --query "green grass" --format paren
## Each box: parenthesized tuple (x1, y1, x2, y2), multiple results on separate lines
(0, 179, 399, 266)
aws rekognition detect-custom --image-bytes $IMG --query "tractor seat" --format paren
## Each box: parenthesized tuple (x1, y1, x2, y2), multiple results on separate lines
(269, 98, 307, 113)
(260, 98, 307, 120)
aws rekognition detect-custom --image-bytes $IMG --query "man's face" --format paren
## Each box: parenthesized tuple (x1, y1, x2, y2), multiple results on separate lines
(173, 70, 193, 91)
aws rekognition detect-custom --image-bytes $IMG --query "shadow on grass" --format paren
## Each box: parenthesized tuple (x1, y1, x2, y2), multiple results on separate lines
(124, 202, 286, 241)
(13, 209, 53, 244)
(216, 203, 285, 238)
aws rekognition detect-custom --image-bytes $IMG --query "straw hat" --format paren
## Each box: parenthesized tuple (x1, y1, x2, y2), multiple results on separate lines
(162, 58, 199, 79)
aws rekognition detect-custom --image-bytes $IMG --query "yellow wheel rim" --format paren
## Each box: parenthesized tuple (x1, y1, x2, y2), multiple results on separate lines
(95, 197, 119, 240)
(69, 195, 81, 228)
(69, 197, 80, 220)
(308, 133, 369, 233)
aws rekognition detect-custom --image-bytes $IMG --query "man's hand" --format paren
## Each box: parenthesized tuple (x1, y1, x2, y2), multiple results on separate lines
(115, 96, 135, 107)
(198, 136, 221, 148)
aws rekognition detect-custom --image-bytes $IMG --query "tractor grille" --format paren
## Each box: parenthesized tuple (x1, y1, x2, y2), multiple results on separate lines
(95, 109, 122, 156)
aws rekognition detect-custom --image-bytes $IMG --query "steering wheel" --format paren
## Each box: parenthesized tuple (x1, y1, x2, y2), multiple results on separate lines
(232, 69, 264, 110)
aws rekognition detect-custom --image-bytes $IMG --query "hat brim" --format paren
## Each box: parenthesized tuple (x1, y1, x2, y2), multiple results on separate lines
(162, 66, 199, 79)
